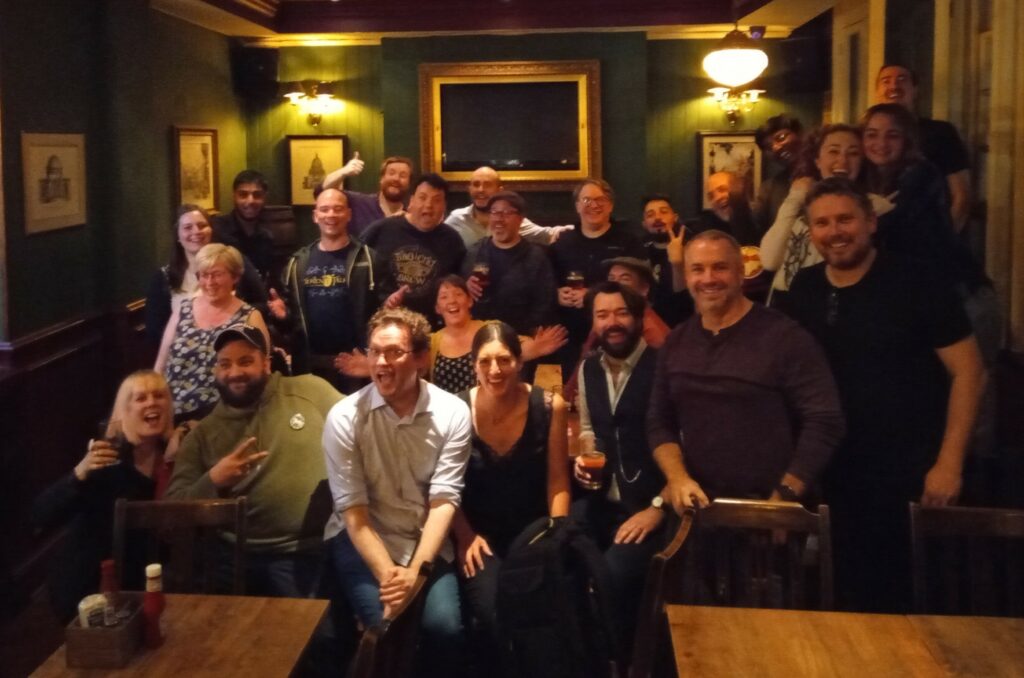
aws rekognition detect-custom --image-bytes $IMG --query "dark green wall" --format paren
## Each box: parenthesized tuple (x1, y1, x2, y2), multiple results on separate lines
(885, 0, 935, 116)
(380, 33, 648, 225)
(647, 39, 825, 217)
(246, 45, 383, 243)
(1, 1, 104, 338)
(0, 2, 247, 339)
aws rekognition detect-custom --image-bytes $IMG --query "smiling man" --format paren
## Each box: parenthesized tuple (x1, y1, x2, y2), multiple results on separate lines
(166, 323, 343, 597)
(648, 230, 844, 515)
(787, 178, 984, 612)
(321, 153, 414, 237)
(323, 307, 470, 678)
(360, 173, 467, 322)
(753, 114, 804, 231)
(213, 170, 275, 279)
(270, 188, 376, 393)
(875, 64, 972, 230)
(572, 280, 667, 663)
(444, 166, 572, 247)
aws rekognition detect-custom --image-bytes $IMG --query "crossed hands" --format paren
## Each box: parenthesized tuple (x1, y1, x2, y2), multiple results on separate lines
(380, 565, 417, 618)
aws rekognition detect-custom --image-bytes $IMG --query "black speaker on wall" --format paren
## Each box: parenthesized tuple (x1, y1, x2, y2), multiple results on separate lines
(231, 45, 280, 102)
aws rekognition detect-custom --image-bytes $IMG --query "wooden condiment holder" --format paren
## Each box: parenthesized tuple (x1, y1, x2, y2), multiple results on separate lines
(65, 592, 143, 669)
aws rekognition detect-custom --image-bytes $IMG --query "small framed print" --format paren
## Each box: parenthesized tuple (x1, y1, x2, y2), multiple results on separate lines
(173, 126, 219, 211)
(697, 131, 763, 209)
(287, 135, 348, 206)
(22, 133, 87, 234)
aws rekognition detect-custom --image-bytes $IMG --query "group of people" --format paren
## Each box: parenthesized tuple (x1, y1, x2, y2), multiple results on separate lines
(34, 63, 995, 677)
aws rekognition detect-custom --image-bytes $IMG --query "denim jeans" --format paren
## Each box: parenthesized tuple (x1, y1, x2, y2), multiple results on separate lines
(328, 532, 463, 678)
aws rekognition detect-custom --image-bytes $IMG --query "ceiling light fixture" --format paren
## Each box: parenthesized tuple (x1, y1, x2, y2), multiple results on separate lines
(703, 23, 768, 126)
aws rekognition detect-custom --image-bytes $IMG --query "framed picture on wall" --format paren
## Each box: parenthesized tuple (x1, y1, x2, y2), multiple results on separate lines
(696, 131, 762, 209)
(287, 135, 348, 206)
(21, 133, 87, 234)
(173, 127, 219, 212)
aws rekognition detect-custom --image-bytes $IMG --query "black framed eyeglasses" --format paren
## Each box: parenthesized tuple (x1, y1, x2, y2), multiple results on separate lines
(367, 347, 411, 363)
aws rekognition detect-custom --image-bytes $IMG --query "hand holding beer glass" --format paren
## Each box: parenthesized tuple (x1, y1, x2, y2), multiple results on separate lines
(467, 262, 490, 300)
(574, 433, 606, 491)
(558, 270, 587, 308)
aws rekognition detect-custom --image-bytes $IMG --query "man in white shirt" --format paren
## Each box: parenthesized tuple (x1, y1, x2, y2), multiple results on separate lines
(323, 307, 470, 677)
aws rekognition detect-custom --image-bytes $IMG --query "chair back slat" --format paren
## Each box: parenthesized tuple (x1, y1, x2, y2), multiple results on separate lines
(112, 498, 247, 595)
(910, 502, 1024, 616)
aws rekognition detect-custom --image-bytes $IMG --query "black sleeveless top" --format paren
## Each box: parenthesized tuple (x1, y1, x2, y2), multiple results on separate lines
(459, 385, 552, 555)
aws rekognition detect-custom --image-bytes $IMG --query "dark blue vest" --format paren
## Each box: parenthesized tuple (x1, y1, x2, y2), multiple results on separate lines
(582, 345, 664, 513)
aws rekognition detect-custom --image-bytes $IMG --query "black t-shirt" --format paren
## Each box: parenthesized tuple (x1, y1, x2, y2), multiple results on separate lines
(465, 238, 558, 334)
(787, 254, 972, 488)
(642, 232, 694, 328)
(919, 118, 969, 176)
(304, 243, 358, 354)
(362, 216, 467, 319)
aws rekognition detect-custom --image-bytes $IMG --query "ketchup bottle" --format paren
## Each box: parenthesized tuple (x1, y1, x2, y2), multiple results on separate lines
(143, 563, 166, 648)
(99, 559, 119, 626)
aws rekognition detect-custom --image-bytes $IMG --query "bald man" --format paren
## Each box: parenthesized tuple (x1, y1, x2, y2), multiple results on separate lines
(687, 171, 760, 246)
(445, 166, 573, 247)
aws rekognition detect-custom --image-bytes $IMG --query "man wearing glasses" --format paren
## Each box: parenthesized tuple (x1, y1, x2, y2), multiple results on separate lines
(753, 114, 804, 232)
(550, 178, 647, 378)
(444, 166, 572, 247)
(323, 307, 471, 677)
(787, 178, 984, 612)
(460, 191, 559, 335)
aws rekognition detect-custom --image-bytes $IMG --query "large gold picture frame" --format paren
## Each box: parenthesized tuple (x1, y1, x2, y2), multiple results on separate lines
(419, 60, 601, 191)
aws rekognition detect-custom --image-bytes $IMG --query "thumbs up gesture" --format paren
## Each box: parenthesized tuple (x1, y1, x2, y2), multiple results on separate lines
(267, 288, 287, 320)
(340, 151, 365, 178)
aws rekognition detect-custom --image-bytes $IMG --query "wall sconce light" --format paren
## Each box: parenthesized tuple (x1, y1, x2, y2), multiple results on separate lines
(703, 24, 768, 126)
(708, 86, 765, 127)
(280, 80, 344, 127)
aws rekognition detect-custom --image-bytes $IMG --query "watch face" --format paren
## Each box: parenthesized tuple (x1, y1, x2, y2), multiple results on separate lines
(651, 496, 664, 509)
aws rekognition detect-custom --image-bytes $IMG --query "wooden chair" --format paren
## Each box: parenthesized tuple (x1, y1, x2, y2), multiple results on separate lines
(347, 561, 434, 678)
(630, 499, 832, 678)
(112, 497, 247, 594)
(909, 502, 1024, 616)
(630, 509, 695, 678)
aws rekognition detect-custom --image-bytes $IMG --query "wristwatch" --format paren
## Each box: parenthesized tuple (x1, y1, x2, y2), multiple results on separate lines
(651, 496, 666, 510)
(775, 483, 800, 502)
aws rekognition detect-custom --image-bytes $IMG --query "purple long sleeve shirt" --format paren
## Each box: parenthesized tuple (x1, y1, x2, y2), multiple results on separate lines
(646, 304, 844, 498)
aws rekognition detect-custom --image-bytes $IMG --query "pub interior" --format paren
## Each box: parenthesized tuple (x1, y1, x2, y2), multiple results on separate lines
(2, 0, 1024, 676)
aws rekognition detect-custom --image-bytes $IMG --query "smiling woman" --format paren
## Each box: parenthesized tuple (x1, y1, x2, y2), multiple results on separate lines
(31, 371, 185, 620)
(154, 244, 269, 416)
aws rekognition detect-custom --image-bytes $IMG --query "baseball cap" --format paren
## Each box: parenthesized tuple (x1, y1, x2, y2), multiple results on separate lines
(213, 323, 268, 354)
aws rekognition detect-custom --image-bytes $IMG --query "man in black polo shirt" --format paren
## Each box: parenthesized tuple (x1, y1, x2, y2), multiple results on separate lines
(360, 173, 466, 323)
(573, 281, 666, 663)
(788, 178, 985, 612)
(549, 178, 646, 377)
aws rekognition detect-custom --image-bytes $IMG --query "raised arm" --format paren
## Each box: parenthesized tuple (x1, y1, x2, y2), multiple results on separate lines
(546, 392, 570, 517)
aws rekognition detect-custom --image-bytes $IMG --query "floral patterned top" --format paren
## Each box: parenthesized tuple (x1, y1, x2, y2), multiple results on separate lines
(165, 298, 253, 415)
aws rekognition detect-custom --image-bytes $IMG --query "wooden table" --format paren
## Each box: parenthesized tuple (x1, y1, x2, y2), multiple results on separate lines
(668, 605, 1024, 677)
(31, 594, 328, 677)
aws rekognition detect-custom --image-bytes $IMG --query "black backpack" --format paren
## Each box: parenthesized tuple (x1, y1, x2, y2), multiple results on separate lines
(495, 516, 621, 678)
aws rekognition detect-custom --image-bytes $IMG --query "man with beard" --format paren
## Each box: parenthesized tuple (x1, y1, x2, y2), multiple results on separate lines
(444, 166, 572, 247)
(787, 179, 984, 612)
(572, 281, 667, 664)
(753, 114, 804, 232)
(639, 194, 693, 327)
(213, 170, 275, 280)
(648, 230, 844, 514)
(165, 323, 342, 596)
(323, 307, 470, 678)
(321, 153, 413, 237)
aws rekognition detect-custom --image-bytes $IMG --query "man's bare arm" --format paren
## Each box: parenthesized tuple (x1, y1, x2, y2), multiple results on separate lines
(343, 505, 395, 581)
(947, 170, 971, 233)
(923, 335, 986, 505)
(653, 442, 709, 512)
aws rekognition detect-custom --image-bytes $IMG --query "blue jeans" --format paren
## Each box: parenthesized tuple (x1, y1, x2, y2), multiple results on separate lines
(329, 532, 463, 678)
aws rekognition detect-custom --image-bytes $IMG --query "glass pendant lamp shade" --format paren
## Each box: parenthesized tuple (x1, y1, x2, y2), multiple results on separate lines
(702, 29, 768, 88)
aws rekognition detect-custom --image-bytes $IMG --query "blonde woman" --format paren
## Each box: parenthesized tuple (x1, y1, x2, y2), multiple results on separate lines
(32, 371, 186, 619)
(155, 243, 268, 415)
